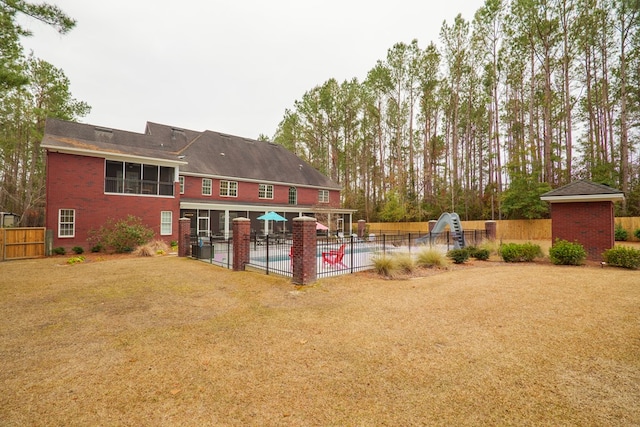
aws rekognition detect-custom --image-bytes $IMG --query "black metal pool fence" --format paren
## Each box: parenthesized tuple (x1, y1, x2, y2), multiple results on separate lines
(190, 229, 487, 277)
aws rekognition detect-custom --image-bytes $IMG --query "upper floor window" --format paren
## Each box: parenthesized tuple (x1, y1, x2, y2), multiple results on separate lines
(220, 180, 238, 197)
(105, 160, 174, 196)
(319, 189, 329, 203)
(179, 176, 184, 194)
(58, 209, 75, 238)
(202, 178, 212, 196)
(288, 187, 297, 205)
(258, 184, 273, 199)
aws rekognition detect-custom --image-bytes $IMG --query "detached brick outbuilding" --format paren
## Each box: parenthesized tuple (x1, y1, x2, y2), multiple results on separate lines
(540, 180, 625, 261)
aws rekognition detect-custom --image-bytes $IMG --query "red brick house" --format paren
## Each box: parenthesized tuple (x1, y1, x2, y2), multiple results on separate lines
(42, 118, 352, 251)
(540, 180, 625, 260)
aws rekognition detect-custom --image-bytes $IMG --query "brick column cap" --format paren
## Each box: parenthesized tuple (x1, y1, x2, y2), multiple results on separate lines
(293, 216, 317, 223)
(233, 217, 250, 223)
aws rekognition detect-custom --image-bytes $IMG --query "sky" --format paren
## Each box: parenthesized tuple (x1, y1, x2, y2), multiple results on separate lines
(19, 0, 486, 139)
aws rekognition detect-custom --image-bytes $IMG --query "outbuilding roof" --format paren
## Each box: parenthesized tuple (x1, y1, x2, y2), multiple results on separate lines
(42, 118, 340, 190)
(540, 180, 625, 203)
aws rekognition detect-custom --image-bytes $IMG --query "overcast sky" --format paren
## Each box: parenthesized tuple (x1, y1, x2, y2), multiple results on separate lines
(20, 0, 485, 139)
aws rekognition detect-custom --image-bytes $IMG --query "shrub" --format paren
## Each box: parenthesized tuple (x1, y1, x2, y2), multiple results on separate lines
(614, 223, 628, 241)
(133, 240, 169, 257)
(548, 239, 586, 265)
(416, 248, 446, 268)
(499, 242, 543, 263)
(479, 240, 500, 255)
(603, 246, 640, 269)
(67, 255, 85, 265)
(447, 248, 469, 264)
(52, 247, 66, 255)
(634, 229, 640, 240)
(467, 246, 490, 261)
(71, 246, 84, 255)
(394, 252, 415, 273)
(89, 215, 155, 253)
(90, 244, 103, 253)
(372, 254, 397, 277)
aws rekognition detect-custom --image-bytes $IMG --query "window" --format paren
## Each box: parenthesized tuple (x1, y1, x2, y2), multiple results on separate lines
(104, 160, 174, 196)
(179, 176, 184, 194)
(220, 180, 238, 197)
(202, 178, 212, 196)
(58, 209, 75, 238)
(160, 211, 172, 235)
(258, 184, 273, 199)
(319, 190, 329, 203)
(288, 187, 297, 205)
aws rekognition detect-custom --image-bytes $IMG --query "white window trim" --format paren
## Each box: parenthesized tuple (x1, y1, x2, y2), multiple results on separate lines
(258, 183, 274, 199)
(58, 209, 75, 238)
(220, 180, 238, 198)
(160, 211, 172, 235)
(179, 176, 185, 194)
(319, 189, 329, 203)
(202, 178, 212, 196)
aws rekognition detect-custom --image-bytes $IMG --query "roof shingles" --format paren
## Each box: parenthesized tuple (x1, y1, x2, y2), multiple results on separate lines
(42, 118, 340, 190)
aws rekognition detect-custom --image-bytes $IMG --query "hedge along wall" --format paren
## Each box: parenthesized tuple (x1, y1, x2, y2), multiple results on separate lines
(362, 217, 640, 242)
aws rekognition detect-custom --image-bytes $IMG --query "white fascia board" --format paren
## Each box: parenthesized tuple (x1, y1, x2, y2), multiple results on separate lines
(180, 201, 356, 214)
(42, 144, 188, 167)
(540, 193, 625, 203)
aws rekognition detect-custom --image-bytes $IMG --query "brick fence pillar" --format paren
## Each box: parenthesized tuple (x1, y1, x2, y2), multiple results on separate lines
(233, 217, 250, 271)
(178, 217, 191, 257)
(292, 216, 317, 285)
(357, 220, 366, 238)
(485, 221, 497, 240)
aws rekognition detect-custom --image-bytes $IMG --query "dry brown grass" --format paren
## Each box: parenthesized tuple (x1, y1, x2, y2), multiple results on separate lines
(1, 253, 639, 426)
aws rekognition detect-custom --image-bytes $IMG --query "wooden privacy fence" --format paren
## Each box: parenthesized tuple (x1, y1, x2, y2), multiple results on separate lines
(365, 217, 640, 242)
(0, 227, 46, 261)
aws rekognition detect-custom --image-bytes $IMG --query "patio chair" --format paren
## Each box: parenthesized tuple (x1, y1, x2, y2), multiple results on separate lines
(322, 244, 347, 268)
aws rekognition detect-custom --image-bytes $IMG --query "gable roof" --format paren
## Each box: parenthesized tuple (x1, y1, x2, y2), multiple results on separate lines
(41, 118, 341, 190)
(540, 180, 625, 203)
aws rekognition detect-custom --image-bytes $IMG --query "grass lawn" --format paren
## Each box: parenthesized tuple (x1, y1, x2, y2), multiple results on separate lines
(1, 254, 639, 426)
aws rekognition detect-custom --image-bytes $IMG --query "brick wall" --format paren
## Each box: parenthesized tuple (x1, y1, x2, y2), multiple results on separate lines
(180, 175, 340, 208)
(46, 152, 180, 251)
(550, 201, 614, 260)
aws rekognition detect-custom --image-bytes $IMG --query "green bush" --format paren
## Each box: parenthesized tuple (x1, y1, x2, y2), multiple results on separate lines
(603, 246, 640, 269)
(499, 242, 543, 263)
(447, 248, 469, 264)
(88, 215, 155, 254)
(71, 246, 84, 255)
(66, 255, 85, 265)
(634, 229, 640, 240)
(467, 246, 490, 261)
(90, 244, 103, 253)
(52, 246, 66, 255)
(614, 223, 628, 241)
(416, 248, 446, 268)
(548, 239, 586, 265)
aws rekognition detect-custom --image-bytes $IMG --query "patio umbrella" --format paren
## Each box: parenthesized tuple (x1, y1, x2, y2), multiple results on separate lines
(257, 211, 287, 234)
(257, 211, 287, 222)
(316, 222, 329, 230)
